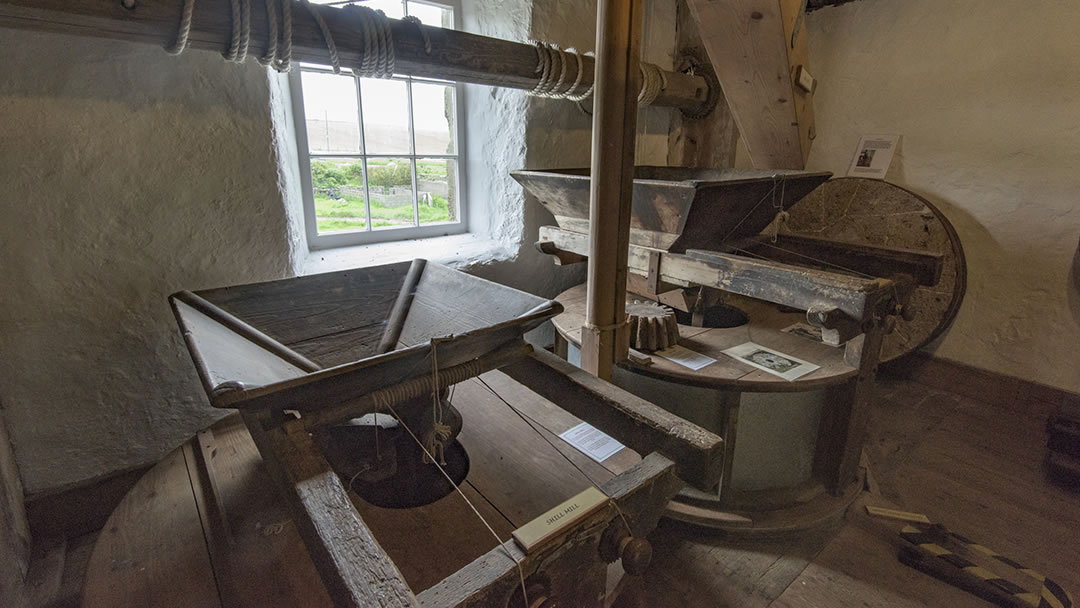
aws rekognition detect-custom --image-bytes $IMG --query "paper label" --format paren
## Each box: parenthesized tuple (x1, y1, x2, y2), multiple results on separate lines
(655, 344, 717, 370)
(847, 134, 900, 179)
(559, 422, 624, 463)
(512, 487, 610, 552)
(721, 341, 820, 381)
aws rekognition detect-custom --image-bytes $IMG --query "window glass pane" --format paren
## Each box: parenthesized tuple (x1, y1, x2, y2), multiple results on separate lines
(302, 72, 361, 154)
(360, 79, 412, 155)
(406, 1, 453, 27)
(417, 158, 457, 225)
(310, 158, 368, 233)
(364, 0, 405, 19)
(411, 82, 456, 155)
(367, 158, 417, 229)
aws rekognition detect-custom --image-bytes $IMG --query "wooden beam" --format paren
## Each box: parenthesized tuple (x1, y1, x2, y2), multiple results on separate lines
(540, 226, 897, 323)
(416, 454, 682, 608)
(667, 0, 739, 169)
(0, 0, 712, 114)
(685, 0, 814, 168)
(581, 0, 643, 381)
(499, 349, 724, 490)
(737, 234, 945, 286)
(243, 413, 418, 608)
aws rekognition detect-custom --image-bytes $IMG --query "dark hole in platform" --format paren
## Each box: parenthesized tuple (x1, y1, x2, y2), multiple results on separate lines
(674, 303, 750, 329)
(321, 420, 470, 509)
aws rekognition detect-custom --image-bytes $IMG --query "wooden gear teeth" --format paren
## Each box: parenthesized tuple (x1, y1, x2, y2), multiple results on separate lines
(626, 301, 679, 352)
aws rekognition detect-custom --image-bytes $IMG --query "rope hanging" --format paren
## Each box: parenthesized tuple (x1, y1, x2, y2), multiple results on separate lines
(165, 0, 196, 55)
(222, 0, 252, 62)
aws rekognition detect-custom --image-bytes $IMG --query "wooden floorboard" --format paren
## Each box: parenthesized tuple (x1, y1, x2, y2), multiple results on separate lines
(65, 366, 1080, 607)
(618, 371, 1080, 607)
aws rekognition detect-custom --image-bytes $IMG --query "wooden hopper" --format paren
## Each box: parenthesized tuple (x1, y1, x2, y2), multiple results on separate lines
(168, 259, 725, 607)
(511, 166, 832, 252)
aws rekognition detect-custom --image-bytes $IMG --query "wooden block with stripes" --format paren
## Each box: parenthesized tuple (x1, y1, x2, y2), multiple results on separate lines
(899, 523, 1073, 608)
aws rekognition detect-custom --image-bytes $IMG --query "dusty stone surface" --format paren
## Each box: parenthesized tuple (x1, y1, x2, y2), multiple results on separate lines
(804, 0, 1080, 392)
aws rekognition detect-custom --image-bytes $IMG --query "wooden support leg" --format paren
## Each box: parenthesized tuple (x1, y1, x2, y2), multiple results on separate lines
(815, 325, 885, 493)
(581, 0, 643, 381)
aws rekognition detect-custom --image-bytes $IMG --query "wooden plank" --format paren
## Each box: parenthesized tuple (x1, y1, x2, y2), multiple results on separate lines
(500, 349, 724, 490)
(349, 477, 513, 594)
(474, 371, 642, 478)
(667, 0, 740, 169)
(685, 0, 808, 169)
(739, 234, 945, 286)
(196, 417, 333, 608)
(83, 449, 222, 608)
(453, 379, 601, 526)
(377, 259, 427, 354)
(198, 262, 410, 353)
(0, 0, 710, 113)
(243, 414, 418, 608)
(581, 0, 643, 380)
(540, 226, 892, 323)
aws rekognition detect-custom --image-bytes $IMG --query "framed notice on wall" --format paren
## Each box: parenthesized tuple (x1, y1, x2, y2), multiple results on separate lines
(846, 134, 900, 179)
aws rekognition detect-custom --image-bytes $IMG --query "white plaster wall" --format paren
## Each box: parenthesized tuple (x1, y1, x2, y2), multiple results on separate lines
(805, 0, 1080, 392)
(0, 30, 295, 494)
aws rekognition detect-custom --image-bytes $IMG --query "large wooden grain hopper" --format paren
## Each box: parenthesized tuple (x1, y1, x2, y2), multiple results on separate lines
(169, 260, 724, 607)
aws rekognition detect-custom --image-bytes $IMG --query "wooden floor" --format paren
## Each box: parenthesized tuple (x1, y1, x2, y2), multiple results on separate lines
(30, 370, 1080, 607)
(626, 374, 1080, 607)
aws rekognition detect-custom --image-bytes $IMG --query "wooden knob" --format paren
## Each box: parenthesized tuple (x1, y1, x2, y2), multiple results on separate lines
(599, 523, 652, 576)
(619, 537, 652, 576)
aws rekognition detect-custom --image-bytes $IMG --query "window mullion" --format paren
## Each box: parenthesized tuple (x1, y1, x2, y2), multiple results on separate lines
(406, 78, 420, 227)
(355, 75, 373, 232)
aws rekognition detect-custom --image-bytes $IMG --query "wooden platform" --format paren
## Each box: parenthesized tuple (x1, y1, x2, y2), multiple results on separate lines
(552, 283, 857, 392)
(80, 371, 1080, 607)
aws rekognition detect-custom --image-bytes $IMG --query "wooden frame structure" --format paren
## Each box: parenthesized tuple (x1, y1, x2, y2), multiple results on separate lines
(170, 260, 725, 607)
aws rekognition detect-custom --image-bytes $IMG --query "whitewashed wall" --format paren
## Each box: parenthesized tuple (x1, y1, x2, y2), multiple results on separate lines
(804, 0, 1080, 392)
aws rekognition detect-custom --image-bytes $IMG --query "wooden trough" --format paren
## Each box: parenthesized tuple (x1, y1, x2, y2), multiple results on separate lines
(170, 259, 724, 607)
(512, 166, 832, 252)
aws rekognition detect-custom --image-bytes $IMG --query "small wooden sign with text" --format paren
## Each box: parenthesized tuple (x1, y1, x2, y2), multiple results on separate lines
(512, 487, 610, 553)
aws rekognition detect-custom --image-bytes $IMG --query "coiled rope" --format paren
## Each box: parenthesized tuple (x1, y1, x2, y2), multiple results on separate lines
(164, 0, 395, 78)
(529, 40, 666, 106)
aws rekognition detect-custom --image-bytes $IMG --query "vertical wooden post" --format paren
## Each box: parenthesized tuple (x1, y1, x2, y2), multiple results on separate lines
(581, 0, 643, 380)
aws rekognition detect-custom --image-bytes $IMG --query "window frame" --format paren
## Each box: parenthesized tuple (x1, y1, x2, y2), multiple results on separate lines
(290, 0, 468, 250)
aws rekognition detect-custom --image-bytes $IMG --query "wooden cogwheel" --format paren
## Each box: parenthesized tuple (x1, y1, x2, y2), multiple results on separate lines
(626, 301, 679, 352)
(781, 178, 967, 363)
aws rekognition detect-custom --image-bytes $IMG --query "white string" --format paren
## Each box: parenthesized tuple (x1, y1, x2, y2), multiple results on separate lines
(164, 0, 196, 55)
(376, 368, 531, 608)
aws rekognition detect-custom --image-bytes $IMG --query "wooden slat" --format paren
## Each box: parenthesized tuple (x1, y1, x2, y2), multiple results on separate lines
(541, 226, 893, 323)
(194, 417, 333, 608)
(500, 349, 724, 490)
(453, 379, 602, 527)
(243, 414, 419, 608)
(738, 234, 945, 286)
(83, 449, 222, 608)
(198, 262, 409, 355)
(685, 0, 809, 169)
(0, 0, 710, 113)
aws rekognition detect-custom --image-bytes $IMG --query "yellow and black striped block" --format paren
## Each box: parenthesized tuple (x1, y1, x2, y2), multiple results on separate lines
(900, 525, 1072, 608)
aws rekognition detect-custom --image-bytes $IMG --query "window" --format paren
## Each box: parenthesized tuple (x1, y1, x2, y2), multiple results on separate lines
(291, 0, 465, 249)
